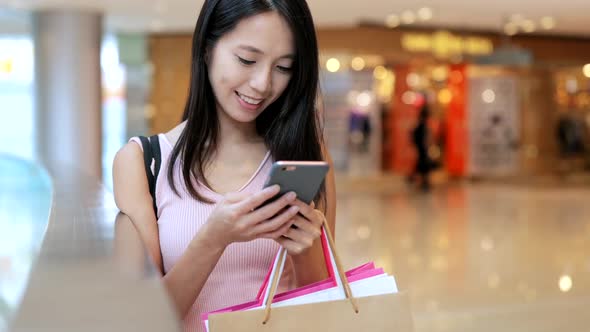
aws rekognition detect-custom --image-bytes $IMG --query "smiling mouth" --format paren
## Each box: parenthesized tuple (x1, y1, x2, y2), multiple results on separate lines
(236, 91, 264, 105)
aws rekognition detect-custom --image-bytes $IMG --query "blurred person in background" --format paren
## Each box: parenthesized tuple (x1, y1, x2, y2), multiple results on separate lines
(408, 101, 433, 191)
(348, 108, 372, 153)
(556, 112, 588, 173)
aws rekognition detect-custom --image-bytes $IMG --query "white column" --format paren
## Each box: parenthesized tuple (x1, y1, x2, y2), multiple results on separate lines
(33, 10, 103, 177)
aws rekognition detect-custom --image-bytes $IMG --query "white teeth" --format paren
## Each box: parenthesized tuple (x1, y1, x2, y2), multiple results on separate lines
(238, 93, 263, 105)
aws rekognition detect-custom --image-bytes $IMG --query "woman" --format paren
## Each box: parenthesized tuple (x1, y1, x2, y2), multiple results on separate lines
(112, 0, 335, 331)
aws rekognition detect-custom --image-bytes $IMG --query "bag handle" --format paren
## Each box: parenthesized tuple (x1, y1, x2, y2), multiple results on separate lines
(261, 219, 359, 324)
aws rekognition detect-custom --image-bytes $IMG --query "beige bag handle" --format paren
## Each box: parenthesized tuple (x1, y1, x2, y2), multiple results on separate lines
(262, 219, 359, 324)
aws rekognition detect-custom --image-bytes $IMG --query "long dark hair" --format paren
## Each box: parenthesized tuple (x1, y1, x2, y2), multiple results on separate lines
(167, 0, 325, 206)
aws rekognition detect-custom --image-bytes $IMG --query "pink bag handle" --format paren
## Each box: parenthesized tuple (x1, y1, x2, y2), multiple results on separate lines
(260, 220, 359, 324)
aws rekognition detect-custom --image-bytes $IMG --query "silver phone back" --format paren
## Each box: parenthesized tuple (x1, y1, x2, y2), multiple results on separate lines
(263, 161, 329, 204)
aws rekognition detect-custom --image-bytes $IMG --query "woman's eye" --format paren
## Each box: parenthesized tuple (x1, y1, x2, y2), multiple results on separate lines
(277, 66, 293, 73)
(237, 56, 255, 65)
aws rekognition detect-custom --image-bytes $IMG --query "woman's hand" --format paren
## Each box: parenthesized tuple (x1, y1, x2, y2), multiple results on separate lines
(276, 200, 325, 256)
(201, 185, 301, 249)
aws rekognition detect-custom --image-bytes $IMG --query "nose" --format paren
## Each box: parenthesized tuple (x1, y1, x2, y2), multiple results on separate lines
(249, 66, 272, 96)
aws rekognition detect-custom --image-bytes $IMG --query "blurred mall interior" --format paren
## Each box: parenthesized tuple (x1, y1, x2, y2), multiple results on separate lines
(0, 0, 589, 331)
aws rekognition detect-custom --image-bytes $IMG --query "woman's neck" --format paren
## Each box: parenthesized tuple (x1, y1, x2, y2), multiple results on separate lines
(216, 108, 262, 147)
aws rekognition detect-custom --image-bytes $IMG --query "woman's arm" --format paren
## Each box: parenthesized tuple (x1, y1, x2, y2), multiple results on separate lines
(113, 143, 226, 318)
(113, 143, 299, 318)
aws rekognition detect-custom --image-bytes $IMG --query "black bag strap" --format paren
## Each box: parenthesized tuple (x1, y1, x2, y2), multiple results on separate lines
(138, 135, 161, 216)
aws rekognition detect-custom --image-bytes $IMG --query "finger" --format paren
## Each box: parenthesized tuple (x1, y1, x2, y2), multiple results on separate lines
(291, 215, 322, 238)
(290, 199, 315, 219)
(259, 214, 296, 240)
(283, 226, 315, 248)
(275, 237, 306, 255)
(233, 185, 281, 213)
(254, 205, 299, 236)
(247, 191, 297, 222)
(311, 209, 326, 228)
(290, 200, 324, 227)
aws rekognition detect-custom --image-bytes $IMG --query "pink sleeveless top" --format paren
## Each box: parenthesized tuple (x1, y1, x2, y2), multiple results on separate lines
(130, 134, 294, 332)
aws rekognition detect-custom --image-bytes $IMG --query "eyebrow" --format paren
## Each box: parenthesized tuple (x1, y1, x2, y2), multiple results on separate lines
(238, 45, 294, 60)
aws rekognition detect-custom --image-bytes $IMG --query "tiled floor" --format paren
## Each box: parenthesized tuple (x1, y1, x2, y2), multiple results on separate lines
(335, 181, 590, 331)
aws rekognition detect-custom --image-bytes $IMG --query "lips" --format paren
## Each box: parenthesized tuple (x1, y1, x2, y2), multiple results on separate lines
(236, 91, 264, 105)
(235, 91, 265, 112)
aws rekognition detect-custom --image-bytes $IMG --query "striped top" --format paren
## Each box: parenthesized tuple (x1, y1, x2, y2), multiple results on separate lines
(130, 134, 294, 332)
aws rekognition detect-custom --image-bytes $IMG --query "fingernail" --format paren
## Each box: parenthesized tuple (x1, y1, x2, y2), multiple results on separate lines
(291, 206, 300, 213)
(287, 192, 297, 200)
(271, 184, 281, 191)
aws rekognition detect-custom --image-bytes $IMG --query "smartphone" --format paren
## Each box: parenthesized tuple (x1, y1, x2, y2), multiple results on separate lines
(261, 161, 329, 206)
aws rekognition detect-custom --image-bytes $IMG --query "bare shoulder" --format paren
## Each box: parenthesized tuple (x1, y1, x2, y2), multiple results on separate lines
(112, 142, 151, 215)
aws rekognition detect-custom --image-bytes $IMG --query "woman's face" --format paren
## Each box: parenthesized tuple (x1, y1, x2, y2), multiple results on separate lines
(207, 11, 295, 124)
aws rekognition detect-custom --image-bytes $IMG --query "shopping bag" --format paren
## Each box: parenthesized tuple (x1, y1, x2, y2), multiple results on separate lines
(204, 219, 414, 332)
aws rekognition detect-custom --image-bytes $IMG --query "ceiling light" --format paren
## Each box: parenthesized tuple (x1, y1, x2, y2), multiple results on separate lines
(326, 58, 340, 73)
(385, 14, 400, 28)
(482, 89, 496, 104)
(583, 64, 590, 78)
(406, 73, 421, 88)
(438, 89, 452, 104)
(541, 17, 556, 30)
(373, 66, 388, 80)
(480, 236, 494, 250)
(401, 11, 416, 24)
(356, 92, 373, 108)
(559, 275, 572, 292)
(351, 57, 366, 71)
(417, 7, 433, 21)
(522, 20, 536, 33)
(504, 23, 518, 36)
(432, 66, 448, 81)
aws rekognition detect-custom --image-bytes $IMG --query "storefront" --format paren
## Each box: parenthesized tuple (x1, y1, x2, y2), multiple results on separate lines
(316, 26, 590, 178)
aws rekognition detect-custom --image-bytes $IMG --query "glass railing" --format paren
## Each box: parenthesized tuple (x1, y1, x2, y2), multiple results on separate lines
(0, 155, 52, 331)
